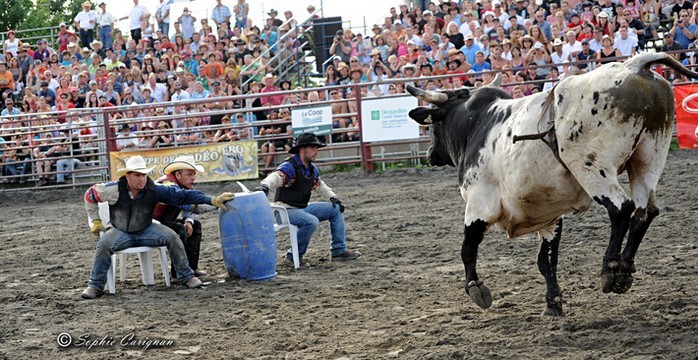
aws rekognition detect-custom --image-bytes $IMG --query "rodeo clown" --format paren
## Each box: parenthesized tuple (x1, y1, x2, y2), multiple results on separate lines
(82, 155, 234, 299)
(253, 132, 361, 267)
(153, 155, 210, 280)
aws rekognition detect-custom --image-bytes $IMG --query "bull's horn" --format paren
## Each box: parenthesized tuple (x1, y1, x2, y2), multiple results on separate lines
(406, 85, 448, 105)
(487, 72, 502, 87)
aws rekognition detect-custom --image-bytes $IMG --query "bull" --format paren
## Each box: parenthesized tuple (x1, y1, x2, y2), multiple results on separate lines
(407, 53, 698, 315)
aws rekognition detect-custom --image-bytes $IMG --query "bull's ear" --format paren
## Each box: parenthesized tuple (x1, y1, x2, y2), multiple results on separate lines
(452, 88, 471, 100)
(409, 107, 443, 125)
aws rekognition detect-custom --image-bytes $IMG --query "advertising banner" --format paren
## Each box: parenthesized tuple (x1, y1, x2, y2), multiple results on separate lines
(109, 141, 258, 182)
(360, 96, 420, 142)
(673, 84, 698, 149)
(291, 105, 333, 136)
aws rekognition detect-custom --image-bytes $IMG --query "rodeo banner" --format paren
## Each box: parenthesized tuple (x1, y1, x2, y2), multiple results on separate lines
(673, 84, 698, 149)
(109, 141, 258, 182)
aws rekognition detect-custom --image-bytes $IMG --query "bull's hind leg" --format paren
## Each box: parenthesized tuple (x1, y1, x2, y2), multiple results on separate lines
(559, 152, 635, 294)
(462, 219, 492, 309)
(537, 218, 564, 316)
(614, 137, 669, 293)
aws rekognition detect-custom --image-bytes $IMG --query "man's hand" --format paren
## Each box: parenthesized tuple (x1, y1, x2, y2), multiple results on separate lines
(90, 219, 107, 237)
(330, 197, 345, 213)
(252, 184, 269, 196)
(184, 221, 193, 237)
(211, 192, 235, 211)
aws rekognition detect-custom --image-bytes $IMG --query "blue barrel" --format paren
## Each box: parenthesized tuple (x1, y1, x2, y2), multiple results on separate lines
(218, 191, 277, 281)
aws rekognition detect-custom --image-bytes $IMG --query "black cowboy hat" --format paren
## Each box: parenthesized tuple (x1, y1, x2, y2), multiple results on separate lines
(289, 133, 326, 154)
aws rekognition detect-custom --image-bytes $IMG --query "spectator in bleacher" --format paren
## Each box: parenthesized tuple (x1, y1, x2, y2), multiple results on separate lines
(662, 32, 685, 61)
(211, 0, 231, 30)
(33, 40, 50, 63)
(234, 0, 249, 29)
(4, 30, 22, 58)
(596, 33, 621, 62)
(671, 10, 697, 48)
(1, 98, 20, 116)
(74, 1, 97, 48)
(330, 29, 354, 63)
(120, 0, 150, 44)
(38, 82, 56, 107)
(171, 80, 191, 102)
(97, 2, 115, 50)
(115, 124, 138, 150)
(154, 0, 171, 38)
(614, 25, 638, 56)
(576, 39, 596, 69)
(260, 73, 283, 108)
(32, 133, 60, 186)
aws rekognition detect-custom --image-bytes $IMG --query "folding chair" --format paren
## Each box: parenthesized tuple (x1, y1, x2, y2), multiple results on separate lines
(87, 202, 171, 293)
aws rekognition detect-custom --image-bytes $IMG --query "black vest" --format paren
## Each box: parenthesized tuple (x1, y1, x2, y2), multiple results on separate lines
(109, 177, 157, 233)
(274, 157, 316, 208)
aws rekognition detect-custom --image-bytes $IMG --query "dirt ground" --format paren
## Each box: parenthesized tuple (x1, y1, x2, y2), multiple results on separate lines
(0, 150, 696, 359)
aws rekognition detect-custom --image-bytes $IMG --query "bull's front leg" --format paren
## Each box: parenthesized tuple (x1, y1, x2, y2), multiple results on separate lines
(537, 218, 564, 316)
(462, 219, 492, 309)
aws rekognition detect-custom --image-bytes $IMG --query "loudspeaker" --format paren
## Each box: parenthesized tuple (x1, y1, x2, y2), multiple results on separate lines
(311, 16, 343, 72)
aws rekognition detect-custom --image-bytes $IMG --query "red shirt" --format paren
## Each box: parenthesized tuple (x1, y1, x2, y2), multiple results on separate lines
(260, 85, 284, 106)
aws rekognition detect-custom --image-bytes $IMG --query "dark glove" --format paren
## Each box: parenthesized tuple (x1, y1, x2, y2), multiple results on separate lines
(252, 184, 269, 196)
(330, 197, 345, 213)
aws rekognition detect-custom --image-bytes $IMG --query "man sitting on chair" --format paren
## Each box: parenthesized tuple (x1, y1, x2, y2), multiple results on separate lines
(253, 132, 361, 267)
(153, 155, 210, 279)
(81, 155, 234, 299)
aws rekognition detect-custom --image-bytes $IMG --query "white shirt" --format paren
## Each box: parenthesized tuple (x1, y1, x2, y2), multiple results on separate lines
(144, 82, 167, 102)
(4, 39, 19, 57)
(171, 90, 190, 102)
(97, 11, 115, 27)
(75, 10, 97, 30)
(156, 1, 171, 23)
(550, 50, 570, 73)
(588, 39, 603, 52)
(129, 4, 150, 30)
(614, 36, 637, 56)
(562, 41, 583, 60)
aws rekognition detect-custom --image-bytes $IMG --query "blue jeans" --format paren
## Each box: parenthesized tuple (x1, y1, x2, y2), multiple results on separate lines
(286, 202, 346, 259)
(87, 222, 194, 291)
(56, 158, 82, 183)
(4, 158, 28, 179)
(158, 22, 170, 38)
(99, 26, 112, 49)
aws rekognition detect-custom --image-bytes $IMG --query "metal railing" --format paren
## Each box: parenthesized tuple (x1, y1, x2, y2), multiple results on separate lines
(240, 8, 322, 90)
(1, 26, 62, 51)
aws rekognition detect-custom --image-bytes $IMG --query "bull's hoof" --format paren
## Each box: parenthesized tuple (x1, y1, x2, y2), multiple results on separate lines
(466, 280, 493, 309)
(542, 297, 564, 316)
(542, 307, 564, 317)
(600, 260, 634, 294)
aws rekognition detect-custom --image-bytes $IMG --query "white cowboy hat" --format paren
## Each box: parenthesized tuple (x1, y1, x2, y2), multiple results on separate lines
(163, 155, 205, 174)
(116, 156, 153, 177)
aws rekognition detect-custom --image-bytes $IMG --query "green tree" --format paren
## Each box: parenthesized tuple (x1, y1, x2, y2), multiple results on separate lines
(0, 0, 35, 33)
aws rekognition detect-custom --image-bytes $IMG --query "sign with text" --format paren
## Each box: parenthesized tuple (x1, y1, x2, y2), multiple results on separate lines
(361, 96, 420, 142)
(674, 84, 698, 149)
(291, 105, 333, 136)
(109, 141, 258, 182)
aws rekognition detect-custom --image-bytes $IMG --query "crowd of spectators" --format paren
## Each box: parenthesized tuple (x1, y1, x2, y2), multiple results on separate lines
(1, 0, 698, 185)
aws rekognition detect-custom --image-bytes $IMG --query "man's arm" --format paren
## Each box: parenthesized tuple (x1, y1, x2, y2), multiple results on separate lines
(84, 182, 120, 221)
(154, 183, 212, 207)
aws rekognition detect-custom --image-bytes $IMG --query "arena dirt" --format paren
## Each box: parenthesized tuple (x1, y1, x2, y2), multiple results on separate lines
(0, 151, 696, 359)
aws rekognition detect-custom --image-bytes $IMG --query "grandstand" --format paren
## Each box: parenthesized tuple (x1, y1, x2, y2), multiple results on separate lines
(0, 0, 696, 189)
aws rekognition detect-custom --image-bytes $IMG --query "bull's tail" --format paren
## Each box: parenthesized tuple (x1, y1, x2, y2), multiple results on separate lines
(624, 52, 698, 79)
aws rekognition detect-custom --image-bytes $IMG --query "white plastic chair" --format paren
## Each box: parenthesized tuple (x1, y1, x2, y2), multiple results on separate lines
(87, 202, 171, 294)
(270, 205, 301, 269)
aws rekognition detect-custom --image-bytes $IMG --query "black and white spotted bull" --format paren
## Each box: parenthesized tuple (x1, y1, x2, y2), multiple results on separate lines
(407, 53, 698, 315)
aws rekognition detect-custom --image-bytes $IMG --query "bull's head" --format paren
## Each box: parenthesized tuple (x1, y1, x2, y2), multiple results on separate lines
(407, 86, 470, 167)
